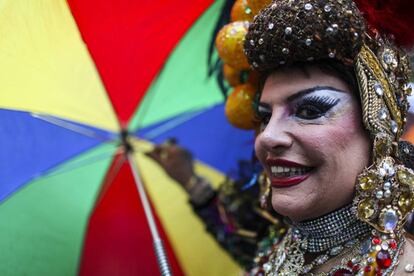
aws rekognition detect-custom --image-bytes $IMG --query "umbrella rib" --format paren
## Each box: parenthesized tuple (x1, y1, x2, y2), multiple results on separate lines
(35, 146, 122, 180)
(31, 113, 117, 142)
(130, 78, 160, 132)
(139, 108, 208, 140)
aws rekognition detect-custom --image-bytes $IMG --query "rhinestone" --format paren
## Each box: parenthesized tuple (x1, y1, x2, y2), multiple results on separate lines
(379, 168, 386, 177)
(376, 250, 392, 269)
(326, 27, 334, 34)
(252, 62, 259, 68)
(361, 239, 371, 254)
(303, 265, 312, 273)
(324, 4, 332, 12)
(305, 38, 312, 46)
(382, 160, 395, 176)
(263, 262, 272, 272)
(376, 191, 384, 199)
(330, 245, 343, 256)
(372, 237, 381, 245)
(358, 199, 376, 219)
(316, 254, 329, 264)
(329, 52, 335, 58)
(397, 169, 414, 186)
(249, 39, 255, 46)
(259, 55, 265, 62)
(245, 7, 252, 14)
(374, 82, 384, 96)
(383, 181, 391, 189)
(285, 27, 292, 35)
(380, 208, 399, 232)
(378, 108, 387, 120)
(332, 24, 339, 30)
(384, 189, 391, 198)
(282, 48, 289, 54)
(304, 3, 313, 10)
(398, 192, 414, 213)
(391, 120, 398, 134)
(354, 32, 359, 38)
(268, 23, 274, 30)
(367, 257, 374, 264)
(381, 241, 389, 250)
(345, 240, 357, 247)
(388, 239, 397, 249)
(405, 263, 414, 273)
(258, 38, 264, 45)
(359, 174, 376, 191)
(383, 53, 394, 65)
(271, 3, 277, 9)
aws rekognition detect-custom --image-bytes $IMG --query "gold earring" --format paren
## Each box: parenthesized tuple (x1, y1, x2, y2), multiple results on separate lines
(259, 172, 271, 209)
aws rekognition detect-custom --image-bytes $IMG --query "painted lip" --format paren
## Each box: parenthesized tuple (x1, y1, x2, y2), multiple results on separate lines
(270, 174, 311, 188)
(265, 158, 312, 188)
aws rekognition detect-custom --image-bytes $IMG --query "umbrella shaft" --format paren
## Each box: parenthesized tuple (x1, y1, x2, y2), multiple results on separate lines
(154, 238, 172, 276)
(128, 153, 173, 276)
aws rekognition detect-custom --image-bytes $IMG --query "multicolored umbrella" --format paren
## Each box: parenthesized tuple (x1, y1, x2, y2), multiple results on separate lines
(0, 0, 255, 275)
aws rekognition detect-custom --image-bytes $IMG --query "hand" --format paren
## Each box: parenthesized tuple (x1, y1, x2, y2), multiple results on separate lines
(145, 140, 195, 188)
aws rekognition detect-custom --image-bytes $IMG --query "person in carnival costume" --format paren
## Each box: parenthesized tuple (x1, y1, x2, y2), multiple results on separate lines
(149, 0, 414, 274)
(239, 0, 414, 274)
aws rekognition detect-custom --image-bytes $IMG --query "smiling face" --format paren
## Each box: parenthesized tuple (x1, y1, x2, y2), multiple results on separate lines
(255, 65, 371, 222)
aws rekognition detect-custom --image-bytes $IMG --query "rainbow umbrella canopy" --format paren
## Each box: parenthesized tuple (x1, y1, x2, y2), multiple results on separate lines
(0, 0, 255, 275)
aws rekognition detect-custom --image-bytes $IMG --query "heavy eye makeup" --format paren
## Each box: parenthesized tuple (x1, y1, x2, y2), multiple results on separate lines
(256, 86, 346, 126)
(294, 94, 340, 120)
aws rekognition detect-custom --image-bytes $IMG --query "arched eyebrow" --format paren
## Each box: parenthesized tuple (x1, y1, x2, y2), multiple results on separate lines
(287, 86, 347, 102)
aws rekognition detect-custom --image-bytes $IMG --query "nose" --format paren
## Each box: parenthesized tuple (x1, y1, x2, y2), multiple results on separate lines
(256, 115, 293, 154)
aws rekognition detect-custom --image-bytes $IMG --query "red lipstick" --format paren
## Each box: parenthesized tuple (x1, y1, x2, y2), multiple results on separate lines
(266, 158, 312, 188)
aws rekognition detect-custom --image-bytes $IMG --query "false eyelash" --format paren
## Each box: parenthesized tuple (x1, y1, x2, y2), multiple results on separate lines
(295, 95, 340, 111)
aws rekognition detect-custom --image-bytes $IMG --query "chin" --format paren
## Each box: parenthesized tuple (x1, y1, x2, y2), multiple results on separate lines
(270, 190, 314, 222)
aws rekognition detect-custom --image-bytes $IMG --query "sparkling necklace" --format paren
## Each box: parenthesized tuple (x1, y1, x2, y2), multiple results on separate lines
(252, 205, 405, 275)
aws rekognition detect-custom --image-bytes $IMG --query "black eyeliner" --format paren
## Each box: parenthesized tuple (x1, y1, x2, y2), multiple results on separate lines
(294, 94, 340, 119)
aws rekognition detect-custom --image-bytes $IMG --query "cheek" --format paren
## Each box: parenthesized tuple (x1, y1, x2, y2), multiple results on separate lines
(297, 111, 370, 165)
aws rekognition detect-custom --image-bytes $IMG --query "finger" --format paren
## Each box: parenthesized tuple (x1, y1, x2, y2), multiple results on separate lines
(145, 150, 163, 164)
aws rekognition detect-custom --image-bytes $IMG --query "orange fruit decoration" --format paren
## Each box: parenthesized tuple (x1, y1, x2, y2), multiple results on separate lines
(247, 0, 273, 15)
(215, 21, 250, 70)
(230, 0, 254, 22)
(225, 83, 258, 129)
(223, 64, 242, 87)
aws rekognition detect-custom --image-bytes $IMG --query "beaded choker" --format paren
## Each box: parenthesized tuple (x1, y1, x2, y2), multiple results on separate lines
(292, 204, 371, 252)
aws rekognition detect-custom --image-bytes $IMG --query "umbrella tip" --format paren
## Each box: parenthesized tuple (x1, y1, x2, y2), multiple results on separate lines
(120, 129, 133, 154)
